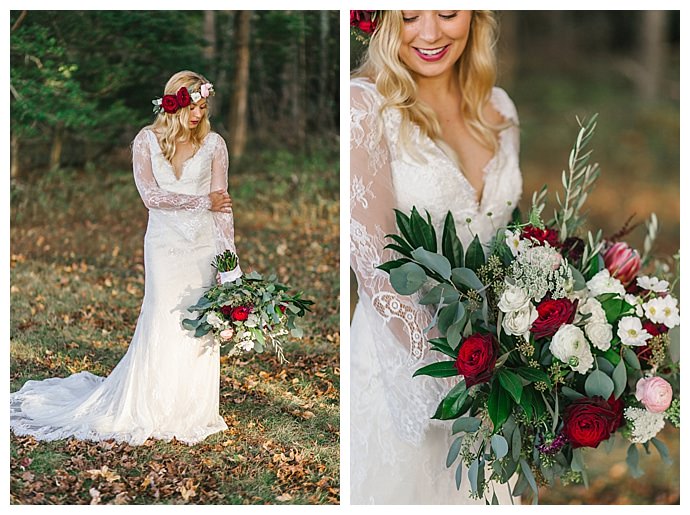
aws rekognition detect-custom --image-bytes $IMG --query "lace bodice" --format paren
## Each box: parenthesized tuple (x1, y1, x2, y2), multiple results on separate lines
(350, 78, 522, 446)
(131, 129, 238, 255)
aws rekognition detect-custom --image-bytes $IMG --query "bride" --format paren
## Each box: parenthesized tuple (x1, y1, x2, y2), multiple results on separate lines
(11, 70, 239, 446)
(350, 11, 521, 503)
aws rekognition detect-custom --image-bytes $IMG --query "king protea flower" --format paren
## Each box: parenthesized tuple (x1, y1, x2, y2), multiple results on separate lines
(604, 242, 641, 286)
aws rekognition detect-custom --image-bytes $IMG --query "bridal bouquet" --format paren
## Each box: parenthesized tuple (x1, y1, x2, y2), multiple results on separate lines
(182, 251, 313, 362)
(379, 116, 680, 503)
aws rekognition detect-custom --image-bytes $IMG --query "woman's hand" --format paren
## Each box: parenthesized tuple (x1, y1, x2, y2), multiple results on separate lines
(209, 189, 233, 213)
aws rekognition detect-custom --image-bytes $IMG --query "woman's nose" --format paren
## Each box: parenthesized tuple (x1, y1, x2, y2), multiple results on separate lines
(418, 12, 442, 43)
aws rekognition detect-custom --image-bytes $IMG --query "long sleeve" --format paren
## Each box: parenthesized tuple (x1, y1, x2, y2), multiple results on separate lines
(208, 135, 241, 261)
(350, 81, 432, 362)
(132, 129, 212, 211)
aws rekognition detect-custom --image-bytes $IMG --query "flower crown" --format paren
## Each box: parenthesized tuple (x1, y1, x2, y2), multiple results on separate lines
(350, 10, 378, 42)
(152, 83, 214, 115)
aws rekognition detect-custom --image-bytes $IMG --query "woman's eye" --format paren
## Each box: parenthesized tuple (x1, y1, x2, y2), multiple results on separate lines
(439, 11, 458, 20)
(402, 16, 418, 23)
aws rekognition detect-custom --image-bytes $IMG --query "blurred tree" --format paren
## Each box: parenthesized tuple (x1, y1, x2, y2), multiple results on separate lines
(229, 10, 251, 159)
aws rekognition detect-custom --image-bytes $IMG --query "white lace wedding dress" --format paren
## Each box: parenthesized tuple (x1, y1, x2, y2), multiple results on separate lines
(350, 78, 522, 504)
(10, 128, 240, 446)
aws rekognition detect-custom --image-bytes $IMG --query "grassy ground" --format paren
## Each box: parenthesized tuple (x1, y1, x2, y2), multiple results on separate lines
(10, 145, 340, 505)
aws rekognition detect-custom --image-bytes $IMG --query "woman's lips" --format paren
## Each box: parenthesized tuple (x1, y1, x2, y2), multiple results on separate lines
(413, 45, 450, 62)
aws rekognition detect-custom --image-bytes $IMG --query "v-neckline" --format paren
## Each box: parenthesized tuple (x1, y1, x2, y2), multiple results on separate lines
(431, 127, 505, 210)
(148, 129, 211, 181)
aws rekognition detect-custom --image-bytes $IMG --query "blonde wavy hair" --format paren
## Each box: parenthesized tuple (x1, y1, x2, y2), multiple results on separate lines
(353, 10, 503, 156)
(148, 70, 212, 162)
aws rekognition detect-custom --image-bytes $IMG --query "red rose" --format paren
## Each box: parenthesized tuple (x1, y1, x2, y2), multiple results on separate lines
(530, 298, 577, 339)
(350, 10, 377, 34)
(220, 305, 234, 317)
(454, 333, 498, 387)
(161, 94, 179, 113)
(562, 236, 585, 264)
(176, 87, 191, 108)
(522, 225, 560, 248)
(642, 320, 668, 337)
(563, 396, 624, 448)
(230, 306, 252, 322)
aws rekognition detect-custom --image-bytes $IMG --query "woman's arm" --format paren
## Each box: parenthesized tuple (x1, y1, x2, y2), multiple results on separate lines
(350, 82, 432, 360)
(208, 134, 240, 258)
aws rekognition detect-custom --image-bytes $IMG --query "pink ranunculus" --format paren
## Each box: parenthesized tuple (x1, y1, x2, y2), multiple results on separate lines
(635, 376, 673, 413)
(604, 242, 641, 286)
(219, 328, 234, 341)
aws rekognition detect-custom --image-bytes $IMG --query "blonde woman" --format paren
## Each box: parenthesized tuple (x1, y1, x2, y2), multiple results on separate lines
(11, 71, 238, 445)
(350, 11, 521, 503)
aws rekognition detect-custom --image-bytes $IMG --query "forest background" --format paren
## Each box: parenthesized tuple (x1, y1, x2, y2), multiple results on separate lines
(350, 10, 680, 505)
(10, 10, 340, 505)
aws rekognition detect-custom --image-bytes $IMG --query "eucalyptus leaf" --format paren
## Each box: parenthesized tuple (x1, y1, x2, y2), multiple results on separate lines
(411, 247, 452, 280)
(561, 386, 585, 400)
(451, 267, 484, 291)
(622, 347, 642, 370)
(584, 370, 614, 399)
(595, 356, 615, 375)
(569, 265, 587, 291)
(390, 262, 427, 295)
(452, 416, 481, 434)
(669, 326, 680, 363)
(446, 436, 464, 467)
(455, 462, 463, 490)
(491, 434, 509, 460)
(612, 359, 627, 399)
(626, 444, 644, 478)
(519, 458, 539, 501)
(447, 320, 465, 349)
(468, 459, 479, 495)
(650, 437, 673, 465)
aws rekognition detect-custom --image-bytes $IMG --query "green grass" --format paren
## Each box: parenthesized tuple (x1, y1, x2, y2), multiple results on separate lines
(10, 147, 340, 505)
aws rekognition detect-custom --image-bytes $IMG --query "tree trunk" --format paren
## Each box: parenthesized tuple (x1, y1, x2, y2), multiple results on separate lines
(11, 132, 19, 181)
(497, 11, 518, 89)
(317, 11, 330, 131)
(229, 10, 251, 159)
(203, 10, 218, 118)
(639, 11, 668, 101)
(49, 123, 64, 170)
(292, 13, 306, 152)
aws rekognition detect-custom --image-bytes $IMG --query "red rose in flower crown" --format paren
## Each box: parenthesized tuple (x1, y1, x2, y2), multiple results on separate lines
(230, 306, 252, 322)
(350, 10, 378, 35)
(176, 86, 191, 108)
(454, 332, 498, 387)
(530, 298, 578, 339)
(562, 395, 624, 448)
(161, 95, 180, 114)
(522, 224, 561, 248)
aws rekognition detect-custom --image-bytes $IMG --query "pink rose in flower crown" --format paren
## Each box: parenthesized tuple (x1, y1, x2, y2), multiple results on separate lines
(200, 83, 213, 98)
(219, 328, 234, 341)
(635, 376, 673, 413)
(604, 242, 641, 286)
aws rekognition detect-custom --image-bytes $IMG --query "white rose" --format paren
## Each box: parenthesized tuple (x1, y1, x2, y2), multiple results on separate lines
(586, 269, 626, 298)
(577, 297, 606, 324)
(585, 321, 613, 351)
(502, 304, 538, 340)
(549, 324, 594, 374)
(498, 285, 530, 313)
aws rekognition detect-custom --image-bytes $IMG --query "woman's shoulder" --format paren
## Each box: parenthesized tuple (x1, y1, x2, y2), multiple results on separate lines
(488, 86, 519, 125)
(351, 77, 383, 112)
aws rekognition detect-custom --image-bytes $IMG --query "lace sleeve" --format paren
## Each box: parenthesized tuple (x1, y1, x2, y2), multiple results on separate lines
(208, 134, 241, 261)
(132, 129, 212, 211)
(350, 82, 432, 362)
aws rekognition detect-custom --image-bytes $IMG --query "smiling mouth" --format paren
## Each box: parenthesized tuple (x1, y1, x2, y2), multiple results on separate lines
(415, 46, 448, 56)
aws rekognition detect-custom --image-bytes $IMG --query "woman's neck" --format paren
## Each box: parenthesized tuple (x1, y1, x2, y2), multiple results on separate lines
(414, 72, 461, 112)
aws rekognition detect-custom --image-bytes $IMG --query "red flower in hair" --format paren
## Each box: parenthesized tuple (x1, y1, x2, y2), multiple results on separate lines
(176, 87, 191, 108)
(350, 10, 378, 34)
(161, 95, 179, 114)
